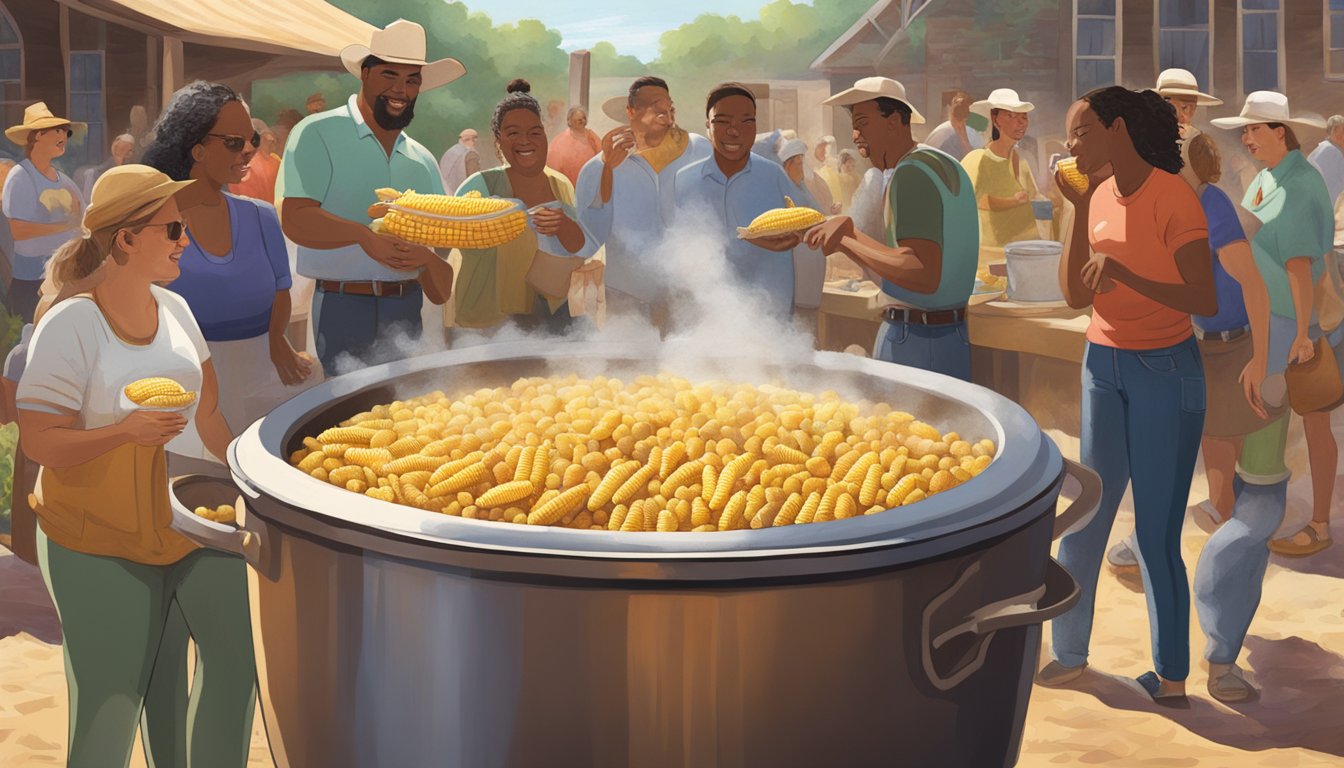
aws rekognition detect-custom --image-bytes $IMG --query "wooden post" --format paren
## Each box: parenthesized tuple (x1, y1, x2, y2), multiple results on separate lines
(145, 36, 159, 115)
(162, 36, 184, 108)
(569, 50, 590, 112)
(59, 5, 71, 116)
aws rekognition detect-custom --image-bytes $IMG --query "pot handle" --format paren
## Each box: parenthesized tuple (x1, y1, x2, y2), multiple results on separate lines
(1053, 458, 1101, 540)
(921, 558, 1080, 691)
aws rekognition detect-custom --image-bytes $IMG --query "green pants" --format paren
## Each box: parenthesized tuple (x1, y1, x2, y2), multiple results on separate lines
(36, 526, 257, 768)
(1238, 411, 1292, 484)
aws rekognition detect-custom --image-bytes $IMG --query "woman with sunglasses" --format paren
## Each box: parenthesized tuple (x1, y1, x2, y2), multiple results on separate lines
(18, 164, 256, 767)
(143, 81, 316, 470)
(2, 102, 86, 322)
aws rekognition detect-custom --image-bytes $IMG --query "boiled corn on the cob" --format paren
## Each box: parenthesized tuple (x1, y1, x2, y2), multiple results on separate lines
(736, 197, 826, 239)
(288, 374, 998, 532)
(370, 188, 527, 249)
(1056, 157, 1089, 195)
(125, 377, 197, 408)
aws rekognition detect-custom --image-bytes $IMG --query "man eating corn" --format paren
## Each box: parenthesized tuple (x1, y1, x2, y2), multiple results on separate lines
(278, 20, 458, 372)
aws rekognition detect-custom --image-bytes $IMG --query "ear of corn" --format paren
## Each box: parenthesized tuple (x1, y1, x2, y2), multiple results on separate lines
(140, 392, 197, 408)
(125, 377, 189, 405)
(371, 188, 528, 249)
(1056, 157, 1089, 194)
(736, 196, 826, 239)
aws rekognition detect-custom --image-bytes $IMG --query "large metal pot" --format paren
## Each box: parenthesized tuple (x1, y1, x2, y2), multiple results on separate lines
(171, 341, 1099, 768)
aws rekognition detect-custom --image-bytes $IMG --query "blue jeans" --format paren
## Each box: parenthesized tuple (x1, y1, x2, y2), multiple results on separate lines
(1194, 314, 1344, 664)
(312, 284, 423, 373)
(1052, 337, 1206, 681)
(873, 319, 972, 381)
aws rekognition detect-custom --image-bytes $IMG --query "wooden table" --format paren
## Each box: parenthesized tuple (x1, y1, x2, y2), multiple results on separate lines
(968, 299, 1090, 434)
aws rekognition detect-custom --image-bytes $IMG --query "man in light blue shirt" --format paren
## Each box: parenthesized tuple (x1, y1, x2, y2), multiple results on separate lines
(576, 77, 711, 315)
(1308, 114, 1344, 208)
(674, 83, 819, 320)
(279, 20, 458, 372)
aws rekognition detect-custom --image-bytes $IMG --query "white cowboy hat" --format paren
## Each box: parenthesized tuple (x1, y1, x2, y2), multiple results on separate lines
(1154, 68, 1222, 107)
(822, 77, 925, 124)
(340, 19, 466, 92)
(5, 102, 86, 145)
(970, 88, 1035, 119)
(1210, 91, 1327, 130)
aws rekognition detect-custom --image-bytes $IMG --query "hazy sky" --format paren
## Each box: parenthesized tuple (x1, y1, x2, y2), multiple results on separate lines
(467, 1, 786, 61)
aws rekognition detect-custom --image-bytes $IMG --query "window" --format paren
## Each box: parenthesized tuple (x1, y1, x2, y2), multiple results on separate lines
(1158, 1, 1212, 93)
(1240, 0, 1282, 93)
(68, 51, 104, 168)
(0, 1, 23, 147)
(1327, 0, 1344, 80)
(1075, 0, 1120, 97)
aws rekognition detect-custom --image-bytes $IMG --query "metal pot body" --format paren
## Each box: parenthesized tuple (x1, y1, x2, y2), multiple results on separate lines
(243, 491, 1066, 768)
(182, 342, 1101, 768)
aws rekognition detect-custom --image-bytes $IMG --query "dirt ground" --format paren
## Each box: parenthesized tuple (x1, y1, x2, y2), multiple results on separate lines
(0, 415, 1341, 767)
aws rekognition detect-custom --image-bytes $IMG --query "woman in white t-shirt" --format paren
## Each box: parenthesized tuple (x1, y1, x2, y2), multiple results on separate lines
(16, 165, 255, 766)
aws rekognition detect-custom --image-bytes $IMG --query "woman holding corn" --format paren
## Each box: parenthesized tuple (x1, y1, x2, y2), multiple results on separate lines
(142, 81, 317, 469)
(1038, 86, 1216, 703)
(16, 165, 256, 766)
(453, 79, 599, 331)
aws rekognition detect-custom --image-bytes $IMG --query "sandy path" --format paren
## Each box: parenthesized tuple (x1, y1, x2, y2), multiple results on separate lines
(1, 417, 1341, 767)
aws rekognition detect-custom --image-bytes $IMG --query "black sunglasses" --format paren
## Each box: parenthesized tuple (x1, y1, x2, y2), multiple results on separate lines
(151, 220, 187, 240)
(205, 131, 261, 153)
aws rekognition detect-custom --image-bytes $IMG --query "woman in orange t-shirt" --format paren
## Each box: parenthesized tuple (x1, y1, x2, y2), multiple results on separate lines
(1036, 86, 1217, 703)
(547, 105, 602, 187)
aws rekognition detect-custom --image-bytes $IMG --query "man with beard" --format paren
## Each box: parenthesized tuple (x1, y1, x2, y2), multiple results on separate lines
(672, 84, 819, 320)
(576, 76, 711, 322)
(805, 77, 979, 381)
(279, 20, 459, 372)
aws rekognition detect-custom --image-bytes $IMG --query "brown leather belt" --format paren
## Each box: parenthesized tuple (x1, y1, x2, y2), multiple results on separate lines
(316, 279, 418, 298)
(882, 305, 967, 326)
(1192, 324, 1250, 343)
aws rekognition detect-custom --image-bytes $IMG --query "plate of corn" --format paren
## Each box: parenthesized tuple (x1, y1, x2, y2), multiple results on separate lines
(123, 377, 198, 412)
(369, 188, 529, 249)
(736, 197, 827, 239)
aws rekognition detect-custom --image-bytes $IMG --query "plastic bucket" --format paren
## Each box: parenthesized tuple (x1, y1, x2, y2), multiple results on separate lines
(1004, 240, 1065, 303)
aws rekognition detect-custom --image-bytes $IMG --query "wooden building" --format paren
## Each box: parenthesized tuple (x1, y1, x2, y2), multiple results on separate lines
(0, 0, 371, 169)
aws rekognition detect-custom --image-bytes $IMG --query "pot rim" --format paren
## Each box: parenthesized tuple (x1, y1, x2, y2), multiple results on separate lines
(229, 340, 1060, 561)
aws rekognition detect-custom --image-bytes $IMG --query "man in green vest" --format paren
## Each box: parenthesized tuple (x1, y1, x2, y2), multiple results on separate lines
(806, 77, 979, 381)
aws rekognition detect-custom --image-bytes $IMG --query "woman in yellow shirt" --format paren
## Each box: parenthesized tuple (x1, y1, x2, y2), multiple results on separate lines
(454, 79, 600, 331)
(961, 89, 1042, 249)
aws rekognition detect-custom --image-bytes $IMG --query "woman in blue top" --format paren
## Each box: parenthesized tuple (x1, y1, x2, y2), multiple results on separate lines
(142, 82, 317, 464)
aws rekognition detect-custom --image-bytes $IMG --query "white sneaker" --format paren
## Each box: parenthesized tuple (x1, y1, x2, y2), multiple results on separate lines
(1106, 533, 1139, 569)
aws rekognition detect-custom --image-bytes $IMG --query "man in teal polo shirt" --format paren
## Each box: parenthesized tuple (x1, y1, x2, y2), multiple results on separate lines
(280, 20, 459, 372)
(805, 77, 979, 381)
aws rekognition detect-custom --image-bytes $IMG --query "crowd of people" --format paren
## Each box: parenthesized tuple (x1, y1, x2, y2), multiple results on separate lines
(0, 14, 1342, 764)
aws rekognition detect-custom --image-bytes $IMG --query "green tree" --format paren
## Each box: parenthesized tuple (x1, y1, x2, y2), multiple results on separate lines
(589, 42, 646, 79)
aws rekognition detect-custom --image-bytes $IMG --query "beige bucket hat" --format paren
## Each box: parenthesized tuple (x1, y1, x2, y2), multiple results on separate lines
(1154, 68, 1222, 107)
(84, 165, 197, 233)
(1210, 91, 1327, 130)
(5, 102, 86, 145)
(340, 19, 466, 92)
(821, 77, 925, 124)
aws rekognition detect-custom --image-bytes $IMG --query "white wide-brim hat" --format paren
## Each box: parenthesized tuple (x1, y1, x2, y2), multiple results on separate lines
(1154, 68, 1222, 107)
(970, 88, 1034, 119)
(1210, 91, 1326, 130)
(822, 77, 925, 124)
(340, 19, 466, 92)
